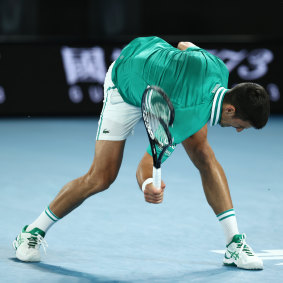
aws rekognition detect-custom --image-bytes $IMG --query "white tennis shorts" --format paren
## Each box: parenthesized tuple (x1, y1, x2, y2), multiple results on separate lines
(96, 62, 142, 141)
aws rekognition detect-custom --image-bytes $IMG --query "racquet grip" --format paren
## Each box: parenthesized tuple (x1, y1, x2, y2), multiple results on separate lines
(153, 167, 161, 189)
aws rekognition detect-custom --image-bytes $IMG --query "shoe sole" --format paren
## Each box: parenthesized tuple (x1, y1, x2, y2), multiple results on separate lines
(224, 262, 263, 270)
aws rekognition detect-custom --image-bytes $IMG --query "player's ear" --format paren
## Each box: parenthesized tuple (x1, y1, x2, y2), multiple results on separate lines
(223, 104, 236, 117)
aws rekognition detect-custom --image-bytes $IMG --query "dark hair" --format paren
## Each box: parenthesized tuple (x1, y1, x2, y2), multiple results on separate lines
(223, 83, 270, 129)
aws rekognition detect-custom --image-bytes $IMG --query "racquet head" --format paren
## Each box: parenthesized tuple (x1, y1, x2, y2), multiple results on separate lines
(141, 86, 174, 148)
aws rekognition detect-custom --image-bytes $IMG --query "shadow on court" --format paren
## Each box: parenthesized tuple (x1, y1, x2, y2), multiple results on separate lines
(9, 258, 125, 283)
(140, 265, 262, 283)
(8, 257, 261, 283)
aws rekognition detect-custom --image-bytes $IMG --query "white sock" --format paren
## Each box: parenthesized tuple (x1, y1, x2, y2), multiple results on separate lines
(217, 208, 239, 245)
(27, 206, 60, 233)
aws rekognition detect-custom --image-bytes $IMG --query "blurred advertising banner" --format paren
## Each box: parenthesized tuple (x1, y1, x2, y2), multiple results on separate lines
(0, 41, 281, 116)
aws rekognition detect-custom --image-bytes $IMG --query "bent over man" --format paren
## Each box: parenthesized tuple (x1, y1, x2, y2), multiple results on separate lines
(14, 36, 270, 270)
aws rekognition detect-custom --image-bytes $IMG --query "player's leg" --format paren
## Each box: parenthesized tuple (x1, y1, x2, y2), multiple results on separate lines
(182, 124, 233, 214)
(13, 139, 126, 262)
(13, 60, 142, 262)
(182, 124, 263, 269)
(49, 140, 125, 218)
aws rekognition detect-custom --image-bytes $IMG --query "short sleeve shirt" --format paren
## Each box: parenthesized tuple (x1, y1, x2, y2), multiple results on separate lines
(112, 36, 229, 162)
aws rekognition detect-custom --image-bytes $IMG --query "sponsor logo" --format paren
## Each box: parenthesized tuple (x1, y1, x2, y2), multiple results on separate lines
(61, 46, 106, 85)
(208, 48, 279, 102)
(61, 46, 107, 104)
(225, 250, 240, 260)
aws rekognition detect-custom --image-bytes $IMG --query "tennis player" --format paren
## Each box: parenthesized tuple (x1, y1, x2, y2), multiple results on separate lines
(13, 36, 269, 270)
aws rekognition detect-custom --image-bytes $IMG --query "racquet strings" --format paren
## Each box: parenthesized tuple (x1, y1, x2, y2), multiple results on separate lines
(145, 88, 171, 147)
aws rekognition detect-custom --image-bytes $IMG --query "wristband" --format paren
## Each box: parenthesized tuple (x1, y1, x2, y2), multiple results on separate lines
(142, 178, 153, 192)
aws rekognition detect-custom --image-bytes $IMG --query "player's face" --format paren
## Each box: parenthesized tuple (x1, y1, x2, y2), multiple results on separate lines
(220, 117, 252, 132)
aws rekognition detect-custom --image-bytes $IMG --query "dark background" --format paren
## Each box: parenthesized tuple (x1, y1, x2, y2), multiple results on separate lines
(0, 0, 282, 116)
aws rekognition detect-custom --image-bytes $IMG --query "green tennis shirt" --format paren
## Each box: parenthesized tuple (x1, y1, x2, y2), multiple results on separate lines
(112, 36, 229, 162)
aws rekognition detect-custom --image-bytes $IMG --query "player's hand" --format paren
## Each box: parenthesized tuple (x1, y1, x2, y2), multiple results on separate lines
(143, 181, 166, 204)
(177, 41, 198, 50)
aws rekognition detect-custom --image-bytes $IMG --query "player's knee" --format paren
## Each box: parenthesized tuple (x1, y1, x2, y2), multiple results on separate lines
(192, 145, 215, 170)
(83, 168, 117, 196)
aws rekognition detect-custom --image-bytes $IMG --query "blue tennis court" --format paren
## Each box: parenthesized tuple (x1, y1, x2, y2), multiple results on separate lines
(0, 116, 282, 282)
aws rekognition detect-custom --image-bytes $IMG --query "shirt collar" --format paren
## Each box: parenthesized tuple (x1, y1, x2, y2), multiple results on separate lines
(210, 86, 228, 126)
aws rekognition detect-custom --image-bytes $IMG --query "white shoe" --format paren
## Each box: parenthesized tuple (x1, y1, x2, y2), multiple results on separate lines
(223, 234, 263, 270)
(13, 225, 47, 262)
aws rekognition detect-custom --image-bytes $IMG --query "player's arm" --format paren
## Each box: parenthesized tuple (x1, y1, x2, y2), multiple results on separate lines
(177, 41, 198, 50)
(136, 152, 165, 204)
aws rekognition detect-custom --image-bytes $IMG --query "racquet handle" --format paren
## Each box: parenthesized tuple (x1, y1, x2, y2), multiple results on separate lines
(153, 167, 161, 189)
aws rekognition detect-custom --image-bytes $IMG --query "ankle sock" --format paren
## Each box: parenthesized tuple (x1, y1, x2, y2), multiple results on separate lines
(217, 208, 239, 244)
(27, 206, 60, 233)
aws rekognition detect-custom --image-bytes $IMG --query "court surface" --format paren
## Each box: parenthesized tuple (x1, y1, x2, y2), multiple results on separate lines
(0, 116, 282, 283)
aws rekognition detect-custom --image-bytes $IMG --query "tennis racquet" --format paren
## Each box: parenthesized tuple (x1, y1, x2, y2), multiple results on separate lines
(141, 86, 175, 189)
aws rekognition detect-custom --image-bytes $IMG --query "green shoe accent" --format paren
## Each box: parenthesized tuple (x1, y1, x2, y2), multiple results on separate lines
(226, 234, 255, 258)
(227, 234, 254, 257)
(23, 225, 45, 238)
(13, 225, 48, 262)
(226, 234, 244, 247)
(223, 233, 263, 270)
